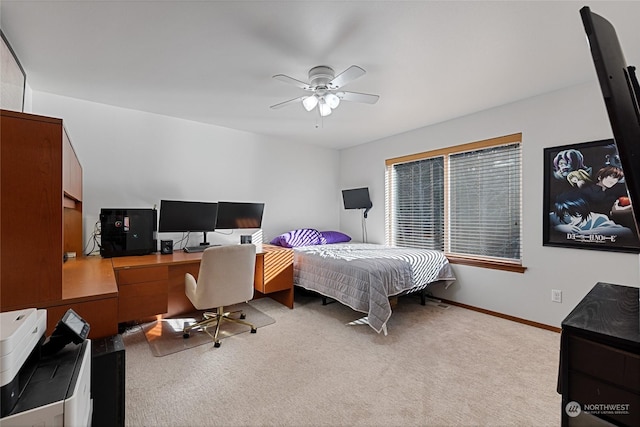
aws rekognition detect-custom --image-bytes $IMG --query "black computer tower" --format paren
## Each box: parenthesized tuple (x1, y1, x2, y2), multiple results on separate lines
(100, 208, 157, 257)
(91, 335, 125, 427)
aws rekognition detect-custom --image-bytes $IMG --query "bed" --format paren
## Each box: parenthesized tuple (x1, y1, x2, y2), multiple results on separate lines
(291, 242, 456, 334)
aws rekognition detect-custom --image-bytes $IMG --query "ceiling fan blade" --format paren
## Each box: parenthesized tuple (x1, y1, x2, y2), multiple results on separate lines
(328, 65, 366, 89)
(273, 74, 313, 91)
(270, 96, 306, 109)
(337, 91, 380, 104)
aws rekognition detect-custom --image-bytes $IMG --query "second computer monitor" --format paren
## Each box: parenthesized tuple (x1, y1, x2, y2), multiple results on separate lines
(215, 201, 264, 229)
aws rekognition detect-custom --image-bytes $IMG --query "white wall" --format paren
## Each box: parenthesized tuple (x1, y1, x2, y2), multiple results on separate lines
(339, 82, 640, 328)
(30, 92, 341, 249)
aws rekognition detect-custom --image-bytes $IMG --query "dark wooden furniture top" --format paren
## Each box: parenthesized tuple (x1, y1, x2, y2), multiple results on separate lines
(562, 282, 639, 352)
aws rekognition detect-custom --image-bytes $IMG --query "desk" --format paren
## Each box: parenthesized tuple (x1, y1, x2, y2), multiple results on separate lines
(56, 244, 293, 339)
(559, 282, 639, 426)
(111, 244, 294, 323)
(53, 257, 119, 339)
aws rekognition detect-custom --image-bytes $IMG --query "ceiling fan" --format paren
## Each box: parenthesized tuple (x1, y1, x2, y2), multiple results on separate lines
(270, 65, 379, 117)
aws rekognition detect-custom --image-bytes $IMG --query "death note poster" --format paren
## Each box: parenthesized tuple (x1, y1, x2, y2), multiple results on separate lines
(543, 139, 640, 253)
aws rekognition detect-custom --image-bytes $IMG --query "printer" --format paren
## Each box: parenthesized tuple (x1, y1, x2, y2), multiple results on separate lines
(0, 308, 92, 426)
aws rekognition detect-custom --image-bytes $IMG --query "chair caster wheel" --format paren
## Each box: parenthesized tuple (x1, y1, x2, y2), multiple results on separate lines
(214, 341, 221, 348)
(251, 328, 257, 333)
(183, 333, 190, 339)
(240, 313, 246, 319)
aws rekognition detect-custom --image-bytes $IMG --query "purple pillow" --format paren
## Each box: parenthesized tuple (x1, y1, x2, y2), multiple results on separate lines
(319, 231, 351, 244)
(270, 228, 322, 248)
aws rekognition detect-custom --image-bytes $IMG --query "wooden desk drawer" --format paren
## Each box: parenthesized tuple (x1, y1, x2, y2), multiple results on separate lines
(118, 280, 168, 322)
(262, 264, 293, 293)
(255, 248, 293, 294)
(569, 335, 640, 390)
(117, 266, 168, 285)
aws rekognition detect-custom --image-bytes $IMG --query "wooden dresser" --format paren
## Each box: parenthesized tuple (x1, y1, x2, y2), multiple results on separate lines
(559, 282, 639, 426)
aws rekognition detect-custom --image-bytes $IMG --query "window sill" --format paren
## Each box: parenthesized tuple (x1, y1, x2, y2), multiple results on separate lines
(446, 255, 527, 273)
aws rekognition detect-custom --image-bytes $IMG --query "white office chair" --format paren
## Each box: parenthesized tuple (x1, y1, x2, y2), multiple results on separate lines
(182, 244, 257, 347)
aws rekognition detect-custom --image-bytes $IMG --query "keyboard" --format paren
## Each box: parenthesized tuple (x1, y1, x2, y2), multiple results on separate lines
(183, 244, 220, 253)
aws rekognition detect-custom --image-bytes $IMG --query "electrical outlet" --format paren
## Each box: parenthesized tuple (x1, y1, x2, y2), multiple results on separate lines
(552, 289, 562, 303)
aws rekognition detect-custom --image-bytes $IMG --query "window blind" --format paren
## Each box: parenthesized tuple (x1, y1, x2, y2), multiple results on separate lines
(386, 157, 444, 250)
(448, 143, 522, 261)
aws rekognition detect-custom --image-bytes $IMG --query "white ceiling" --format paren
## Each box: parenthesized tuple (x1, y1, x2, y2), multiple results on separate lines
(2, 1, 639, 150)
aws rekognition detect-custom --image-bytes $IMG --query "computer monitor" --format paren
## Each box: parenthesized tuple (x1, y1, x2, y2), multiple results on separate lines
(158, 200, 218, 245)
(342, 187, 373, 209)
(215, 201, 264, 229)
(342, 187, 373, 219)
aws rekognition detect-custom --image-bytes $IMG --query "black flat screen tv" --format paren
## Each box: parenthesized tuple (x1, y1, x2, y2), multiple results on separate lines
(215, 201, 265, 229)
(581, 6, 640, 235)
(342, 187, 373, 218)
(342, 187, 372, 209)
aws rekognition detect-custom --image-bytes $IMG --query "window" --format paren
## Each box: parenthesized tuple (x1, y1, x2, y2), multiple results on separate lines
(385, 133, 524, 272)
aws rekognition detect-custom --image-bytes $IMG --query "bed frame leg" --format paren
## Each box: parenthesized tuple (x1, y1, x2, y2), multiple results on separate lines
(420, 289, 426, 306)
(322, 296, 335, 305)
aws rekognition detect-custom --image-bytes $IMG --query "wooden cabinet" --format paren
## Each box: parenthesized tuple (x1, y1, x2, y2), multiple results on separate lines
(254, 244, 294, 308)
(1, 110, 69, 309)
(1, 110, 117, 339)
(560, 282, 639, 426)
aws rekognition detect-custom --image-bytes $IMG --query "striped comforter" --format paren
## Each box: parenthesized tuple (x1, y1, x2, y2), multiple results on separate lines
(293, 243, 455, 333)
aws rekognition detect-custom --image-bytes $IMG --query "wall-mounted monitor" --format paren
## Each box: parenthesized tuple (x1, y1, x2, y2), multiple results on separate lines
(581, 6, 640, 235)
(342, 187, 373, 209)
(215, 201, 264, 229)
(342, 187, 373, 218)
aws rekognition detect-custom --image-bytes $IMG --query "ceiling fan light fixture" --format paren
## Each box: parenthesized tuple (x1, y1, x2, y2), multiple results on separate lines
(302, 95, 318, 111)
(319, 101, 332, 117)
(325, 93, 340, 109)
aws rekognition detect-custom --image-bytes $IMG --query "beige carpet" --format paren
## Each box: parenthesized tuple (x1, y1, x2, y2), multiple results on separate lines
(141, 302, 275, 356)
(122, 290, 562, 426)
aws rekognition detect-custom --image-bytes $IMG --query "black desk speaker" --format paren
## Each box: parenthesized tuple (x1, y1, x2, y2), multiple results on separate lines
(91, 335, 125, 427)
(160, 240, 173, 254)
